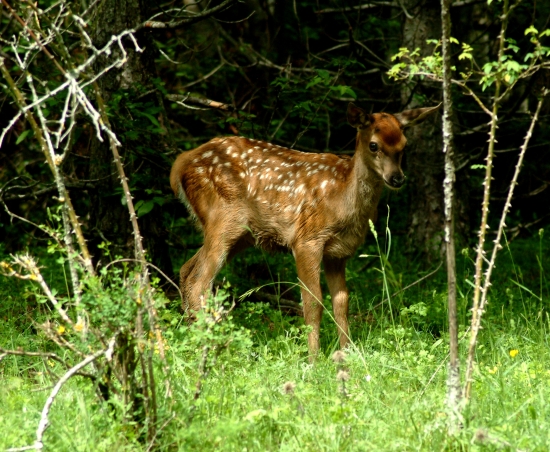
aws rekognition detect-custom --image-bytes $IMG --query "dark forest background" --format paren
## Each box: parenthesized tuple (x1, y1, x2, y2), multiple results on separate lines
(1, 0, 549, 284)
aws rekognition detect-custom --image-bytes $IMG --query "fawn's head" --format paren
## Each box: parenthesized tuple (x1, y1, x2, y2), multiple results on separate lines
(347, 103, 441, 189)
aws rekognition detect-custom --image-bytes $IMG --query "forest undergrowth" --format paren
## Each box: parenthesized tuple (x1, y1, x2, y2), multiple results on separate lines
(1, 231, 549, 451)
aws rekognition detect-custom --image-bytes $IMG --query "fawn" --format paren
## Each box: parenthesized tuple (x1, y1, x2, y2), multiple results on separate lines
(170, 102, 440, 356)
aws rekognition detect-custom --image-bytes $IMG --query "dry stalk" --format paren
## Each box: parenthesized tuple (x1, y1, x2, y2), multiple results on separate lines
(5, 338, 116, 452)
(464, 95, 545, 398)
(1, 255, 73, 326)
(34, 338, 117, 450)
(469, 0, 509, 349)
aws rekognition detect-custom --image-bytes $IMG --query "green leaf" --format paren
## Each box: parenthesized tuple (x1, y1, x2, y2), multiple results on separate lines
(140, 112, 160, 127)
(482, 63, 494, 74)
(305, 76, 323, 90)
(334, 85, 357, 99)
(524, 25, 538, 35)
(136, 200, 155, 216)
(16, 129, 31, 145)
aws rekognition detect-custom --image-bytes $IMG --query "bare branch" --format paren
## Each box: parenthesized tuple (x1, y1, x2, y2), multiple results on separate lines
(466, 96, 545, 397)
(166, 93, 238, 112)
(316, 2, 398, 13)
(140, 0, 239, 30)
(34, 339, 116, 449)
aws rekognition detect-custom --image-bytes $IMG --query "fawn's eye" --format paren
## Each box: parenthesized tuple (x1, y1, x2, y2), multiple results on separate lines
(369, 142, 378, 152)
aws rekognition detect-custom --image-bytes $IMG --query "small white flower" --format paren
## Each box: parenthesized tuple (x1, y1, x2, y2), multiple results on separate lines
(365, 374, 372, 382)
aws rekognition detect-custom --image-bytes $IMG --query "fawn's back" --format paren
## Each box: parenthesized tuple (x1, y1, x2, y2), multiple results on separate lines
(170, 136, 379, 259)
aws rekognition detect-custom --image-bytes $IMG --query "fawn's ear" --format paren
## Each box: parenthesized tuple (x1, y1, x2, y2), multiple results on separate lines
(347, 103, 372, 129)
(393, 103, 441, 129)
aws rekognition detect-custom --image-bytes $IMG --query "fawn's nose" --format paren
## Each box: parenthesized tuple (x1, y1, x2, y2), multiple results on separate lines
(390, 174, 406, 188)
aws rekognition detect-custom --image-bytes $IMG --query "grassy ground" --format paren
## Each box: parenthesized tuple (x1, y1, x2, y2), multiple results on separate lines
(1, 233, 549, 451)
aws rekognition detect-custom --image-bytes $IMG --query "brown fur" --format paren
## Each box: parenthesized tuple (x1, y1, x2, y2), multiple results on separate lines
(170, 103, 440, 358)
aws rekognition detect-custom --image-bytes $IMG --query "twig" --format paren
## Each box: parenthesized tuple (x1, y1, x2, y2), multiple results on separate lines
(371, 262, 443, 310)
(34, 340, 115, 450)
(2, 255, 74, 326)
(0, 347, 96, 380)
(316, 2, 398, 13)
(181, 63, 225, 89)
(465, 95, 545, 398)
(166, 93, 237, 112)
(465, 0, 510, 400)
(141, 0, 239, 29)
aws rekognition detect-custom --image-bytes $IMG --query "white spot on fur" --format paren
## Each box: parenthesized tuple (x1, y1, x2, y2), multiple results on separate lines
(203, 151, 213, 159)
(196, 167, 205, 174)
(321, 180, 328, 190)
(212, 156, 219, 164)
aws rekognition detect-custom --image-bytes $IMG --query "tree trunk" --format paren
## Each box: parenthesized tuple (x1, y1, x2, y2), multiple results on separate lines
(401, 0, 445, 261)
(88, 0, 171, 273)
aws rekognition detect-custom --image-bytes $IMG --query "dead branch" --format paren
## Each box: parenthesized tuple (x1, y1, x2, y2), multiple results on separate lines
(33, 338, 116, 450)
(141, 0, 239, 30)
(316, 2, 398, 13)
(166, 93, 237, 112)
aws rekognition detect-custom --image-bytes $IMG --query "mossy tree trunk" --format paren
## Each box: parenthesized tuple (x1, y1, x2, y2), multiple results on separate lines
(400, 0, 446, 261)
(88, 0, 172, 273)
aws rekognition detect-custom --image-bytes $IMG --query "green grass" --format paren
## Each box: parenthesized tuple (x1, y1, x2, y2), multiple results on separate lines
(2, 315, 550, 451)
(1, 233, 549, 451)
